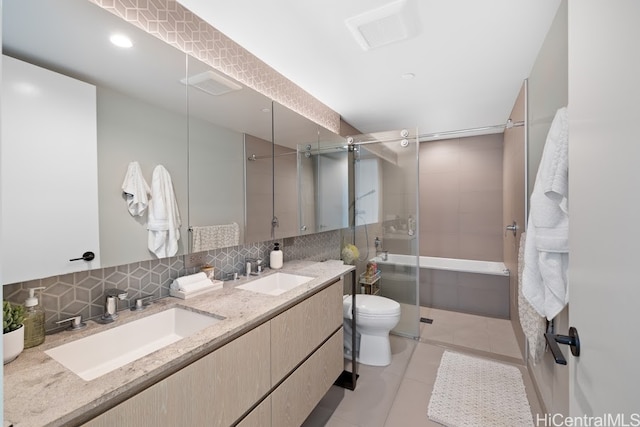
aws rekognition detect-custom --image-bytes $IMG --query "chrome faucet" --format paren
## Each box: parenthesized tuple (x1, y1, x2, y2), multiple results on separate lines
(97, 288, 128, 323)
(374, 237, 388, 261)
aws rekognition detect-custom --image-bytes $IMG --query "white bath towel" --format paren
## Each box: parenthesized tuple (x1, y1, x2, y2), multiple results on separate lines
(147, 165, 181, 258)
(517, 232, 547, 364)
(121, 161, 151, 216)
(191, 223, 240, 252)
(522, 107, 569, 320)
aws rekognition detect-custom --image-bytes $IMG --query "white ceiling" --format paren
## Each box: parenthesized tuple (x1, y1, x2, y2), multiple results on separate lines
(178, 0, 561, 136)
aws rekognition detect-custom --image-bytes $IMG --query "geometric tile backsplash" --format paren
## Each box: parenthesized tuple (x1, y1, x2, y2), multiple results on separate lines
(3, 230, 341, 333)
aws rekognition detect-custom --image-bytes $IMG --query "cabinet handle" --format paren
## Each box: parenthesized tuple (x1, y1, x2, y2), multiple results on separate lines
(69, 251, 95, 262)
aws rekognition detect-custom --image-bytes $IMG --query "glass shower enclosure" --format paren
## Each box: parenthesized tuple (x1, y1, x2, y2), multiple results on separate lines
(349, 129, 420, 339)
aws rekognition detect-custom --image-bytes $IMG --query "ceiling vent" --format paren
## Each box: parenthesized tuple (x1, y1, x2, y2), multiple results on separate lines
(180, 70, 242, 96)
(345, 0, 419, 51)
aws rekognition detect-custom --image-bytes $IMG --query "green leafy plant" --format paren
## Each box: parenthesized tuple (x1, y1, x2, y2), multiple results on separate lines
(3, 301, 25, 334)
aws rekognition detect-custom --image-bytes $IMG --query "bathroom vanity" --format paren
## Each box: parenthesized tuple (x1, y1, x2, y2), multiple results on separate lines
(3, 261, 352, 427)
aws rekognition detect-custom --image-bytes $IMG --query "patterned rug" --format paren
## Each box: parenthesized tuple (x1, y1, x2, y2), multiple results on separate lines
(427, 351, 534, 427)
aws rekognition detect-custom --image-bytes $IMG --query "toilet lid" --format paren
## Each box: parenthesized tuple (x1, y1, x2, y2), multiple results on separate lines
(344, 294, 400, 316)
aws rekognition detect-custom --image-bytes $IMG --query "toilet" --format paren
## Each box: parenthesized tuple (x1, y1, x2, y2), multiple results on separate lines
(343, 294, 401, 367)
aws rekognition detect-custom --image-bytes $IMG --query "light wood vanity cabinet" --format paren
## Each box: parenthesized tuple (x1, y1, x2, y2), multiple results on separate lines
(84, 322, 271, 427)
(271, 329, 344, 427)
(271, 278, 344, 384)
(84, 279, 344, 427)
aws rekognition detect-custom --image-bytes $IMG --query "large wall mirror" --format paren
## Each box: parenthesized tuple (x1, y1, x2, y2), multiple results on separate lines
(1, 0, 270, 284)
(270, 102, 349, 239)
(1, 0, 347, 285)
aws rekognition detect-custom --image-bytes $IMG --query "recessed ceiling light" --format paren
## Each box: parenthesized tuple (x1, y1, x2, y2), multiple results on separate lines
(110, 34, 133, 48)
(402, 72, 415, 80)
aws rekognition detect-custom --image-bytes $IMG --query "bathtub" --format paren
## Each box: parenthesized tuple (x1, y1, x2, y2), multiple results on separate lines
(371, 254, 510, 319)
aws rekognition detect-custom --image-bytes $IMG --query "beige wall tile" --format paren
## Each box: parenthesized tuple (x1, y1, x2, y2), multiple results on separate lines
(419, 134, 504, 260)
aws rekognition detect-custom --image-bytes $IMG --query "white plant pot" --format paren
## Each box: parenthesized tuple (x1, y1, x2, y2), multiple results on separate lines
(3, 325, 25, 364)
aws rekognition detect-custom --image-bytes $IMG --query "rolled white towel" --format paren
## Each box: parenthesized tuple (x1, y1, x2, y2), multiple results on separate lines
(170, 272, 209, 291)
(177, 279, 216, 294)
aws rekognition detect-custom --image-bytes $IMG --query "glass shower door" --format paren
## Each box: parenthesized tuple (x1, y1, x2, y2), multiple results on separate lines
(351, 129, 420, 339)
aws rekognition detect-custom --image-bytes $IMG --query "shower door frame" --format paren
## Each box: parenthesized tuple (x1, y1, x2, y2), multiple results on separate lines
(347, 129, 421, 340)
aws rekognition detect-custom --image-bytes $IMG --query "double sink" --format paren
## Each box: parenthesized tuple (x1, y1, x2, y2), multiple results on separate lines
(45, 272, 314, 381)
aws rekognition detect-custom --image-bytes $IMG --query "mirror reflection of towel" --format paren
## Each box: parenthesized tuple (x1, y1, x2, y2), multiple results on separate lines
(121, 161, 150, 216)
(147, 165, 181, 257)
(191, 223, 239, 252)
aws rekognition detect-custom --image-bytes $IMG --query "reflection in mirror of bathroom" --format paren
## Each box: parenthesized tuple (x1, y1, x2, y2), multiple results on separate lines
(298, 140, 349, 235)
(1, 0, 287, 284)
(1, 0, 191, 282)
(185, 54, 273, 250)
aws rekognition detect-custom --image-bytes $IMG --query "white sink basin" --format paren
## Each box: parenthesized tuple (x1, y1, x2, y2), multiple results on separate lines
(45, 307, 221, 381)
(236, 272, 314, 296)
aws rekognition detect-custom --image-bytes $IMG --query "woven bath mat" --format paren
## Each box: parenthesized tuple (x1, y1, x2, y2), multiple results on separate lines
(427, 351, 534, 427)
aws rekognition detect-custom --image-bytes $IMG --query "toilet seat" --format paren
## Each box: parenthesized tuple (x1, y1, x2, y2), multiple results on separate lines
(343, 294, 400, 318)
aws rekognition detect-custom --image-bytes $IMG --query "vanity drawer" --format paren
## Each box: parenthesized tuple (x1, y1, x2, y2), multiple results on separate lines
(270, 279, 343, 385)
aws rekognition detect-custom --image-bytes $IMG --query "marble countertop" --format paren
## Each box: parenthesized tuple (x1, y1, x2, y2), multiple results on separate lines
(4, 260, 354, 427)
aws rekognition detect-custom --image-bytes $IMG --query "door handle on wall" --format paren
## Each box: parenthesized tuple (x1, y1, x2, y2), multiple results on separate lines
(544, 326, 580, 365)
(69, 251, 95, 262)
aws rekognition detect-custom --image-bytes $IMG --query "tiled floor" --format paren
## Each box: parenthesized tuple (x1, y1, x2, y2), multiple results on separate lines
(302, 307, 542, 427)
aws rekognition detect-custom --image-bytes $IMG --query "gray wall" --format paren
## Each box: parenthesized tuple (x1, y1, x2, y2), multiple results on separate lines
(188, 116, 245, 245)
(526, 0, 569, 416)
(97, 87, 189, 268)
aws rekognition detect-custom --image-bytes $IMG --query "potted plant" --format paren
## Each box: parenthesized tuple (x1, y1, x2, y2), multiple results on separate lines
(3, 300, 25, 364)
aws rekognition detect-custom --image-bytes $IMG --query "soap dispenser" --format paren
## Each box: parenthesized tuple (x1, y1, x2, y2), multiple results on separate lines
(23, 287, 46, 348)
(270, 242, 283, 270)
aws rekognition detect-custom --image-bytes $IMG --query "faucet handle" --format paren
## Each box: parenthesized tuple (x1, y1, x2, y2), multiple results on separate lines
(105, 288, 128, 300)
(55, 315, 87, 331)
(131, 295, 154, 311)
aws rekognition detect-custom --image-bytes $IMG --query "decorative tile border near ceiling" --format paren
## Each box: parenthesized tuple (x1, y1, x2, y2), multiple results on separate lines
(88, 0, 341, 134)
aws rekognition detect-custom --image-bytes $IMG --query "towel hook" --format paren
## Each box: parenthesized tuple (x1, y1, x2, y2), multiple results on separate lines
(505, 221, 518, 237)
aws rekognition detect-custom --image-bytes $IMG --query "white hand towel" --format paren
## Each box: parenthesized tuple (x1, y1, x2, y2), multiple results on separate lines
(522, 107, 570, 320)
(191, 223, 240, 252)
(170, 272, 209, 291)
(178, 279, 215, 294)
(121, 161, 151, 216)
(147, 165, 181, 258)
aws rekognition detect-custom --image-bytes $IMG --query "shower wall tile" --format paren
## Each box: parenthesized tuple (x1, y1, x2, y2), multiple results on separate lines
(459, 233, 503, 261)
(419, 134, 504, 261)
(88, 0, 340, 133)
(3, 230, 342, 334)
(419, 231, 460, 259)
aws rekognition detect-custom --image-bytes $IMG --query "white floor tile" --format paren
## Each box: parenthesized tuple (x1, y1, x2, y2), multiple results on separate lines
(305, 308, 541, 427)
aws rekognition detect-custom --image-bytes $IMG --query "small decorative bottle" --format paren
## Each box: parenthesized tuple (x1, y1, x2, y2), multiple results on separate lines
(270, 242, 283, 269)
(23, 287, 46, 348)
